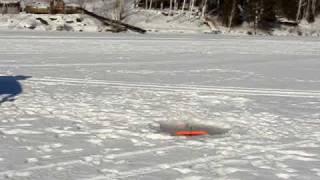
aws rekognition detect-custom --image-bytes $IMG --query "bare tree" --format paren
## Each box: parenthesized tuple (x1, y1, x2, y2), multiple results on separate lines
(181, 0, 187, 13)
(201, 0, 208, 18)
(114, 0, 124, 20)
(303, 0, 317, 22)
(169, 0, 173, 15)
(189, 0, 195, 18)
(304, 0, 311, 20)
(190, 0, 195, 12)
(134, 0, 139, 8)
(296, 0, 303, 22)
(311, 0, 317, 19)
(228, 0, 236, 32)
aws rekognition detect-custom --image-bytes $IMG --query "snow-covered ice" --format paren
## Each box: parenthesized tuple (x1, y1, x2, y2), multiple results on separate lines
(0, 31, 320, 179)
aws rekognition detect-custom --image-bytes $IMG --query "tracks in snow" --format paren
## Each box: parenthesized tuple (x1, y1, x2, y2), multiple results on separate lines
(30, 77, 320, 98)
(0, 144, 217, 180)
(85, 155, 217, 180)
(0, 145, 179, 177)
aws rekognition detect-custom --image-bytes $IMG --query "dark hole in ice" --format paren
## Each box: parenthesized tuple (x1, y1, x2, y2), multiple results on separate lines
(158, 121, 229, 136)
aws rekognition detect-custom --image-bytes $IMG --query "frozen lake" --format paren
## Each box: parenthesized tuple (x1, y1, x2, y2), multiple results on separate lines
(0, 31, 320, 180)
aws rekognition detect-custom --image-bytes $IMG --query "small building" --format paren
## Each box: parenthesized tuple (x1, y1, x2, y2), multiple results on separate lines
(0, 0, 21, 14)
(51, 0, 81, 14)
(25, 0, 51, 14)
(25, 0, 80, 14)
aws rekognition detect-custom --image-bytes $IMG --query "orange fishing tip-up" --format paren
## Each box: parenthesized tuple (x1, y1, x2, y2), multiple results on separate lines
(175, 130, 208, 136)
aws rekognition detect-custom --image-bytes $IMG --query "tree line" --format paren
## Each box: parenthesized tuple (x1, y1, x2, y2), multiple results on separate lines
(137, 0, 320, 29)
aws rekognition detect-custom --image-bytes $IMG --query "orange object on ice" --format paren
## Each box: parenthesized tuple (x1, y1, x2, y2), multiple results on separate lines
(175, 130, 208, 136)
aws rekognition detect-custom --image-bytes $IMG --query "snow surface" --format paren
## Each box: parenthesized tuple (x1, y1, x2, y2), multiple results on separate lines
(0, 31, 320, 180)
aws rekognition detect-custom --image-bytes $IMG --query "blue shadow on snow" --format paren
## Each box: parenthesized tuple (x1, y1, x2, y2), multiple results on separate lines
(0, 75, 31, 104)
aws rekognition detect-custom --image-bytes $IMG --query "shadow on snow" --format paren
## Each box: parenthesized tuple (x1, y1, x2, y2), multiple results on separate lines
(0, 75, 31, 104)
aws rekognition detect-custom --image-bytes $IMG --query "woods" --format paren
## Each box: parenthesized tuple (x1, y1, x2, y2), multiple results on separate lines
(137, 0, 320, 30)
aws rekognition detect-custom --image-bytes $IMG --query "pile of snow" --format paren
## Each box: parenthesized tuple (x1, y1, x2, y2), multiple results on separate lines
(123, 9, 211, 34)
(0, 13, 115, 32)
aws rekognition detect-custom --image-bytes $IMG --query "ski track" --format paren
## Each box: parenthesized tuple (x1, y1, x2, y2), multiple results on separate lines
(30, 77, 320, 98)
(0, 61, 180, 68)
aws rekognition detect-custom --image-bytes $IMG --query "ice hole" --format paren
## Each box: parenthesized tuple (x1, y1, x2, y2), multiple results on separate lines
(158, 120, 230, 136)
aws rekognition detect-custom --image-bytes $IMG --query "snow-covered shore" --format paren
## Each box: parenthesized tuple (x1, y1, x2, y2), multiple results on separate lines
(1, 10, 320, 37)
